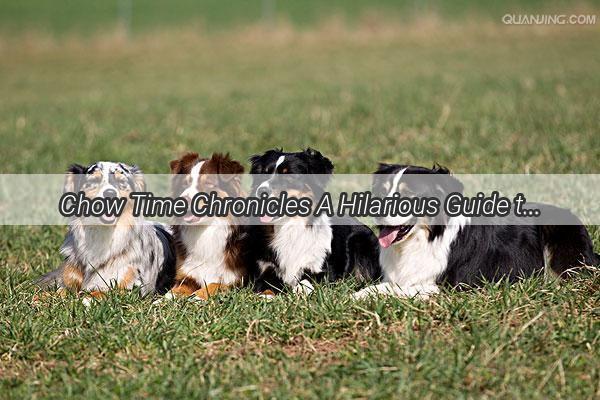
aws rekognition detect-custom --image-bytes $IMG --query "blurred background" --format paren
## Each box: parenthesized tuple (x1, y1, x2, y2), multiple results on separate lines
(4, 1, 596, 35)
(0, 0, 598, 173)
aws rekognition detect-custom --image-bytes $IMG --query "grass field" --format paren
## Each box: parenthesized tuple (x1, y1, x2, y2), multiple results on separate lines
(3, 0, 599, 35)
(1, 3, 600, 398)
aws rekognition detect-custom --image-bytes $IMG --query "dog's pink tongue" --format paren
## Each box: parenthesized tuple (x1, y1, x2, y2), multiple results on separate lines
(378, 227, 399, 248)
(260, 215, 274, 223)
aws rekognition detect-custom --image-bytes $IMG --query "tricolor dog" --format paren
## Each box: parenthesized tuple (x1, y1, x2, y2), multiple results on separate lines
(36, 162, 176, 299)
(354, 163, 600, 299)
(249, 148, 382, 294)
(167, 152, 257, 300)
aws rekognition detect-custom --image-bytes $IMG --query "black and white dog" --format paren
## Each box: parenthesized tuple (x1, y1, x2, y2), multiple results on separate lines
(249, 148, 381, 294)
(354, 163, 599, 299)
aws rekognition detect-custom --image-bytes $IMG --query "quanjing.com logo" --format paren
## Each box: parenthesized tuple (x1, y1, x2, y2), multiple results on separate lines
(502, 14, 597, 25)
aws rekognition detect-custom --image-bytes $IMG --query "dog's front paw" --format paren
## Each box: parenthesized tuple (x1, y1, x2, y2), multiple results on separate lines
(81, 297, 94, 307)
(191, 283, 230, 301)
(188, 295, 208, 303)
(293, 279, 314, 296)
(152, 292, 171, 305)
(81, 290, 106, 307)
(257, 289, 276, 300)
(352, 283, 392, 300)
(156, 291, 177, 303)
(352, 287, 374, 300)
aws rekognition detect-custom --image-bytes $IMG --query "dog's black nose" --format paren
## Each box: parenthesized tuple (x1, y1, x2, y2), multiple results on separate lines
(103, 188, 118, 198)
(256, 186, 271, 197)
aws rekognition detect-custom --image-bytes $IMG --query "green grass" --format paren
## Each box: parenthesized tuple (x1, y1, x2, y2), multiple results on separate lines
(1, 265, 599, 398)
(2, 0, 598, 35)
(1, 7, 600, 399)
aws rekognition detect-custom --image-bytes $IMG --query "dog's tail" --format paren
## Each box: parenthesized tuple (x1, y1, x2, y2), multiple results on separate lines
(35, 266, 64, 289)
(540, 206, 599, 276)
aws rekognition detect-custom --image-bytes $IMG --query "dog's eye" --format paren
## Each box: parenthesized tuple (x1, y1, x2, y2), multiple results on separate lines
(82, 179, 99, 189)
(399, 187, 416, 197)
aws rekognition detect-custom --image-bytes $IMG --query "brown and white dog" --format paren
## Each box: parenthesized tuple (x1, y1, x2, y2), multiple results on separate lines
(36, 161, 177, 302)
(166, 152, 257, 300)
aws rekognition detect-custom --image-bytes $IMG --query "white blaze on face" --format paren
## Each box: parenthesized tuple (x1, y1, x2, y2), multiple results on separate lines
(93, 161, 124, 196)
(256, 155, 286, 196)
(256, 155, 286, 223)
(274, 155, 285, 170)
(378, 167, 412, 229)
(181, 161, 204, 198)
(387, 167, 407, 197)
(86, 161, 131, 224)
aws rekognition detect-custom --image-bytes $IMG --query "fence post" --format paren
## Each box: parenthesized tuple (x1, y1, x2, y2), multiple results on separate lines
(262, 0, 276, 28)
(118, 0, 132, 38)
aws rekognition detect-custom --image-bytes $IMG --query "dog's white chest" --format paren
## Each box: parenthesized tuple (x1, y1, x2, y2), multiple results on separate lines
(80, 226, 129, 268)
(180, 222, 239, 286)
(380, 234, 446, 286)
(65, 224, 150, 292)
(381, 218, 468, 287)
(271, 219, 332, 285)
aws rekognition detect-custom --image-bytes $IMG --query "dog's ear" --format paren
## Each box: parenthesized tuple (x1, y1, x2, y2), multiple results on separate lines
(431, 163, 463, 194)
(372, 165, 391, 194)
(304, 148, 334, 175)
(376, 163, 391, 174)
(130, 165, 146, 192)
(64, 163, 86, 193)
(304, 148, 333, 189)
(169, 159, 181, 174)
(432, 163, 451, 175)
(212, 153, 244, 181)
(428, 163, 462, 227)
(170, 152, 200, 174)
(248, 154, 262, 174)
(249, 149, 281, 174)
(248, 150, 273, 189)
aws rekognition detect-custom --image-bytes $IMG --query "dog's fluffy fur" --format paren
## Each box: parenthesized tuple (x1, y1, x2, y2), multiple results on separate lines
(354, 163, 600, 299)
(167, 152, 256, 299)
(249, 148, 381, 294)
(37, 162, 176, 296)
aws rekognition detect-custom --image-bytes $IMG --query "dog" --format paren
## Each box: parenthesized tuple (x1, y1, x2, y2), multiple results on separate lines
(354, 163, 600, 299)
(249, 148, 381, 294)
(36, 161, 176, 300)
(166, 152, 257, 300)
